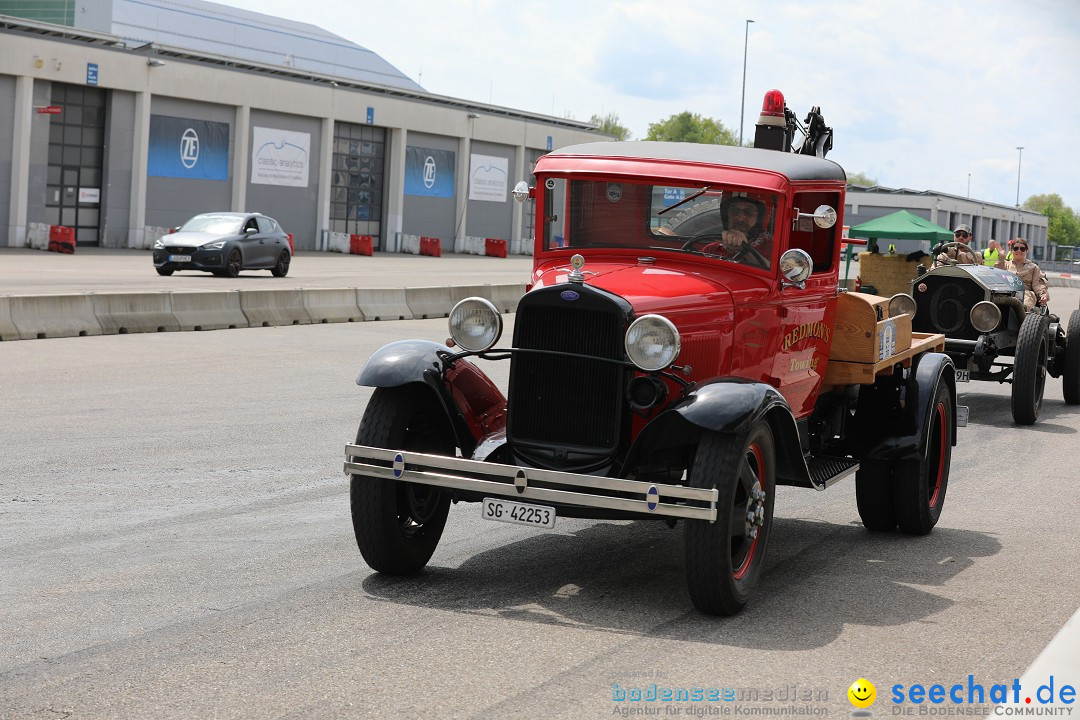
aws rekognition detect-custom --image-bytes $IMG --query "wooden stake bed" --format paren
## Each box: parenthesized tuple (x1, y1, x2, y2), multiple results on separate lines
(823, 332, 946, 386)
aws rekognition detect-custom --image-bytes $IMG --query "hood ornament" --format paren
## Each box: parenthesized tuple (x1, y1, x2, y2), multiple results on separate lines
(568, 253, 586, 284)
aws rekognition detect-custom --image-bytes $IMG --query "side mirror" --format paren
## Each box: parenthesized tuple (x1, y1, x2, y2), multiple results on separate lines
(245, 227, 258, 234)
(512, 180, 533, 203)
(793, 205, 838, 230)
(779, 248, 813, 290)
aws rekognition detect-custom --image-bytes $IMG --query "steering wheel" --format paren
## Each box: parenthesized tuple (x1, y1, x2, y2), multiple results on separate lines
(679, 233, 726, 251)
(730, 241, 769, 269)
(934, 241, 974, 265)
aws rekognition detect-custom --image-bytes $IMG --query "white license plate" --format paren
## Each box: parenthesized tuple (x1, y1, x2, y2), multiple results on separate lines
(955, 369, 970, 383)
(168, 254, 191, 263)
(482, 497, 556, 529)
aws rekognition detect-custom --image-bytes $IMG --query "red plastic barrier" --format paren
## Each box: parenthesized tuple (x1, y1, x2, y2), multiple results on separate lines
(484, 238, 508, 258)
(349, 234, 374, 256)
(286, 233, 295, 254)
(419, 236, 442, 257)
(48, 225, 75, 253)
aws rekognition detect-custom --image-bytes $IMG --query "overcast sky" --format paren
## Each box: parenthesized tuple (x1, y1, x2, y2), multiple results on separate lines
(219, 0, 1080, 212)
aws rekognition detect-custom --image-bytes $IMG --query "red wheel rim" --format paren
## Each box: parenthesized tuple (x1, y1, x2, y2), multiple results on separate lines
(733, 442, 764, 580)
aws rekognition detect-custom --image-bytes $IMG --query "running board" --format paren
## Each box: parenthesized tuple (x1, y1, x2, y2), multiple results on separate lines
(806, 455, 860, 489)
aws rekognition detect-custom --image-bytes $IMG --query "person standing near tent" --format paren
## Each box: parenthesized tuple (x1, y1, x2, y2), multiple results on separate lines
(996, 238, 1049, 311)
(934, 224, 979, 266)
(983, 239, 1002, 267)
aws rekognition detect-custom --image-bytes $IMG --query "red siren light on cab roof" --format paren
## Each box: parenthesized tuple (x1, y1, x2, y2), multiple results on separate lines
(761, 89, 785, 117)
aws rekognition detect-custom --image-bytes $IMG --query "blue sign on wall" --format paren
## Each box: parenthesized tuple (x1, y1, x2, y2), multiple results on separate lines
(148, 115, 230, 181)
(366, 107, 374, 125)
(547, 136, 553, 151)
(404, 146, 455, 198)
(86, 63, 98, 86)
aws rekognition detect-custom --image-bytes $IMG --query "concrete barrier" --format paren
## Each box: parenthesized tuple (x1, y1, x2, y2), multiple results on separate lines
(7, 293, 102, 339)
(487, 284, 526, 313)
(239, 289, 312, 327)
(303, 288, 363, 323)
(92, 292, 180, 334)
(170, 290, 249, 331)
(400, 234, 421, 255)
(327, 231, 350, 254)
(356, 287, 413, 321)
(405, 286, 454, 319)
(27, 223, 50, 251)
(0, 296, 19, 341)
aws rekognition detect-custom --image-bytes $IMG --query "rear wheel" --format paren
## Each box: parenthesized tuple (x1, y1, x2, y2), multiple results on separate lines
(894, 381, 952, 535)
(155, 267, 173, 276)
(855, 459, 897, 531)
(1011, 312, 1048, 425)
(271, 249, 291, 277)
(224, 249, 243, 278)
(1063, 310, 1080, 405)
(349, 385, 454, 574)
(684, 422, 775, 615)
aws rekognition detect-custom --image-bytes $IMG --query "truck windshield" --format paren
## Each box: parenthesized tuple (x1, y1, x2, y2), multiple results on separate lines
(542, 178, 777, 270)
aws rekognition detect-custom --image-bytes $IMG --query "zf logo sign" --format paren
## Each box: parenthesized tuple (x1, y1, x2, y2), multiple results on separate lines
(423, 155, 436, 189)
(180, 128, 200, 169)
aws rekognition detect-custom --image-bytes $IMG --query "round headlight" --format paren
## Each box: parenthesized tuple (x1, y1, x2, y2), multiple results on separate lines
(888, 293, 917, 318)
(970, 300, 1002, 333)
(448, 297, 503, 352)
(625, 315, 681, 371)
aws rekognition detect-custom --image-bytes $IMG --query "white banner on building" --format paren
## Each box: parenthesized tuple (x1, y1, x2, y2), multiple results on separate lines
(468, 153, 508, 202)
(252, 127, 311, 187)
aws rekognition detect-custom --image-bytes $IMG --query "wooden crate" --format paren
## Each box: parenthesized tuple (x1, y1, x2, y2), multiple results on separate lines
(824, 332, 946, 386)
(830, 291, 912, 363)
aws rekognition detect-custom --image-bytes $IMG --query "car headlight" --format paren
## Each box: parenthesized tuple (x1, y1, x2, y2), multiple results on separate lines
(448, 297, 503, 352)
(202, 240, 227, 249)
(625, 315, 681, 371)
(888, 293, 917, 318)
(970, 301, 1001, 333)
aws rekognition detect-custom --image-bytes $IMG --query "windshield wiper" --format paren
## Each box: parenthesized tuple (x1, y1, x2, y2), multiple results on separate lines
(657, 185, 710, 216)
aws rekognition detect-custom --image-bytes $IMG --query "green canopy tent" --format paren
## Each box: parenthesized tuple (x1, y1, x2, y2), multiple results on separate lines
(848, 209, 954, 246)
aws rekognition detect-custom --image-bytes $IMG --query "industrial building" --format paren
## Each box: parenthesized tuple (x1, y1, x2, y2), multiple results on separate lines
(0, 0, 603, 252)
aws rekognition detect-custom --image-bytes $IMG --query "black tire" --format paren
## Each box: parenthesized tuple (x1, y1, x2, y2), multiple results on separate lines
(684, 423, 775, 616)
(349, 385, 454, 575)
(855, 459, 897, 532)
(224, 249, 242, 278)
(155, 267, 174, 276)
(270, 250, 291, 277)
(1011, 311, 1048, 425)
(1063, 310, 1080, 406)
(894, 381, 952, 535)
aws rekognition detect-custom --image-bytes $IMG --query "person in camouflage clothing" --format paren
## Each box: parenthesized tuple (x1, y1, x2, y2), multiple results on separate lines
(997, 238, 1049, 311)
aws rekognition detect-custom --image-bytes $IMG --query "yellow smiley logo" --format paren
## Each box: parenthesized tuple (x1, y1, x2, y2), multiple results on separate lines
(848, 678, 876, 708)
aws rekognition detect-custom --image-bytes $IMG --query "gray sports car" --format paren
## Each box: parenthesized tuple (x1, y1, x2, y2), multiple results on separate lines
(152, 212, 291, 278)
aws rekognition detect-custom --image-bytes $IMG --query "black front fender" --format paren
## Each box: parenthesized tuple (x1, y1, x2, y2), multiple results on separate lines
(865, 351, 956, 460)
(623, 378, 812, 488)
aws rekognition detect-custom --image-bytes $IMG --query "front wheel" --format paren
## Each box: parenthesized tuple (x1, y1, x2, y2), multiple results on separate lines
(1011, 311, 1048, 425)
(893, 380, 952, 535)
(1062, 310, 1080, 405)
(684, 423, 775, 615)
(271, 250, 291, 277)
(224, 248, 243, 278)
(349, 385, 454, 574)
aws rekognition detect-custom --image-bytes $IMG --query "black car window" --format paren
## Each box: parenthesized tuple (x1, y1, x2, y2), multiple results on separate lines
(244, 218, 259, 233)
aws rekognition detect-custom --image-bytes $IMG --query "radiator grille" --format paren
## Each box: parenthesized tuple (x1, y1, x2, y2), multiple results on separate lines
(913, 276, 986, 341)
(508, 298, 626, 449)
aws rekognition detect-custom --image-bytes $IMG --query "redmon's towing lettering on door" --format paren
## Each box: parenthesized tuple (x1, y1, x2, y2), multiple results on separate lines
(782, 322, 831, 351)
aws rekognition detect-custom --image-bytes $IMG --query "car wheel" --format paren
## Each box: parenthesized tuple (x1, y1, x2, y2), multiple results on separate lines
(1011, 311, 1049, 425)
(684, 422, 775, 615)
(1063, 310, 1080, 405)
(155, 267, 174, 276)
(224, 249, 242, 278)
(893, 380, 952, 535)
(271, 249, 290, 277)
(349, 385, 454, 575)
(855, 459, 897, 531)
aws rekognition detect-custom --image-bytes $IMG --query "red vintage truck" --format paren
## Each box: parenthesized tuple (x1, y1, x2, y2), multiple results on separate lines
(344, 91, 963, 615)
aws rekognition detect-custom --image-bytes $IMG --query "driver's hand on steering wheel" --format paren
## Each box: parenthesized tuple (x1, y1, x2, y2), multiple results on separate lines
(721, 229, 748, 253)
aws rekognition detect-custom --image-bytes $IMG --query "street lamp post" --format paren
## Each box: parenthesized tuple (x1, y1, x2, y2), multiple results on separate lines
(1015, 146, 1024, 207)
(738, 19, 755, 147)
(967, 173, 971, 198)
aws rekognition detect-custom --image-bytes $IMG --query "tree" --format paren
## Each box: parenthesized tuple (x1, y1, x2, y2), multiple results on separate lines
(846, 171, 878, 187)
(1023, 193, 1080, 248)
(644, 112, 737, 145)
(589, 112, 631, 141)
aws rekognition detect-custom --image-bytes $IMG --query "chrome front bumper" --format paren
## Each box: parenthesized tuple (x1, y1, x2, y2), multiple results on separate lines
(344, 445, 718, 522)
